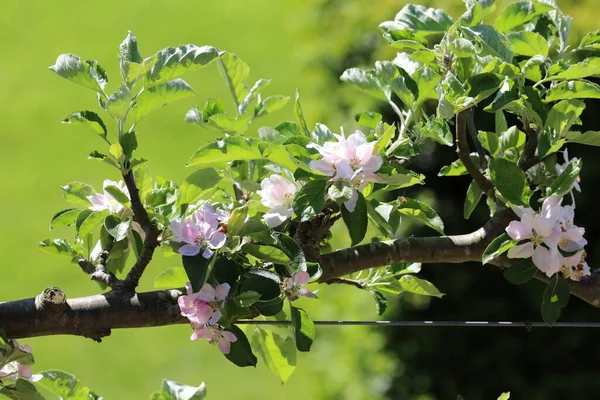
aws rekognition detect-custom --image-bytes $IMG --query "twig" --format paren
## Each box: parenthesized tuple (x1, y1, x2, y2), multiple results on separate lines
(323, 277, 365, 289)
(123, 169, 151, 231)
(518, 122, 541, 171)
(456, 110, 495, 196)
(91, 236, 119, 287)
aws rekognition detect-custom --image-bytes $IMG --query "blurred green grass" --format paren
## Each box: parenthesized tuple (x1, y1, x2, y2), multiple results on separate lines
(0, 0, 390, 398)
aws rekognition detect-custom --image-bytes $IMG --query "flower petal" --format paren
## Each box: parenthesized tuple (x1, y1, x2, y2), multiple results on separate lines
(209, 231, 227, 249)
(264, 205, 293, 228)
(507, 242, 535, 259)
(344, 190, 359, 212)
(215, 283, 231, 301)
(298, 288, 319, 299)
(505, 221, 532, 241)
(217, 337, 232, 354)
(208, 310, 222, 325)
(294, 271, 310, 286)
(309, 159, 335, 176)
(178, 244, 201, 257)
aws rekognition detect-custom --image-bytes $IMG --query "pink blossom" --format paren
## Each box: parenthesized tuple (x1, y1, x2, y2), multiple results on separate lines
(561, 250, 591, 281)
(191, 325, 237, 354)
(171, 203, 227, 258)
(0, 341, 42, 382)
(283, 271, 318, 301)
(257, 175, 299, 228)
(87, 179, 130, 214)
(308, 130, 383, 212)
(178, 282, 230, 326)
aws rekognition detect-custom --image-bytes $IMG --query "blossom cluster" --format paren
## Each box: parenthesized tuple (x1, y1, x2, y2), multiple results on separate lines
(256, 129, 383, 227)
(0, 341, 41, 383)
(171, 203, 229, 259)
(506, 195, 590, 281)
(178, 282, 237, 354)
(308, 130, 383, 211)
(283, 271, 318, 300)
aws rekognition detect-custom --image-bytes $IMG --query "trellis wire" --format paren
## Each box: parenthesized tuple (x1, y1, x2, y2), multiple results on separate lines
(235, 320, 600, 329)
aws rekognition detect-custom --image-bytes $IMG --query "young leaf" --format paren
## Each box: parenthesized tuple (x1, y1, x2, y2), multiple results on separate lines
(507, 31, 549, 57)
(379, 4, 453, 36)
(217, 52, 250, 107)
(179, 168, 222, 204)
(150, 379, 206, 400)
(341, 192, 368, 246)
(241, 243, 291, 264)
(39, 238, 78, 258)
(397, 197, 444, 234)
(292, 180, 327, 221)
(50, 208, 80, 230)
(369, 290, 388, 316)
(294, 90, 310, 137)
(290, 306, 315, 352)
(104, 215, 131, 242)
(119, 31, 143, 81)
(564, 130, 600, 146)
(462, 25, 514, 63)
(482, 233, 516, 264)
(355, 111, 382, 130)
(545, 80, 600, 102)
(227, 206, 248, 237)
(251, 328, 297, 383)
(37, 370, 101, 400)
(62, 111, 107, 138)
(132, 78, 195, 121)
(78, 210, 108, 238)
(254, 95, 290, 118)
(60, 182, 96, 205)
(397, 275, 444, 297)
(145, 44, 221, 88)
(340, 68, 388, 101)
(49, 54, 108, 93)
(106, 83, 132, 120)
(1, 379, 45, 399)
(239, 78, 270, 115)
(546, 158, 582, 198)
(489, 158, 530, 206)
(503, 259, 537, 285)
(494, 1, 554, 33)
(187, 137, 261, 168)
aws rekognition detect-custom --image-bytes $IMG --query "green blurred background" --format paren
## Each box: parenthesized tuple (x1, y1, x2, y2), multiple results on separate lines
(1, 0, 598, 399)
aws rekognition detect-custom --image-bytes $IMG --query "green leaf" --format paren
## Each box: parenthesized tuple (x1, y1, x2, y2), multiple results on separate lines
(134, 164, 153, 200)
(60, 182, 96, 205)
(241, 243, 290, 264)
(119, 131, 138, 161)
(105, 185, 130, 207)
(292, 180, 327, 221)
(271, 232, 307, 273)
(78, 210, 107, 238)
(462, 25, 514, 63)
(88, 151, 119, 169)
(374, 123, 396, 153)
(235, 291, 262, 307)
(340, 68, 388, 101)
(133, 78, 195, 121)
(459, 0, 496, 27)
(466, 73, 503, 103)
(224, 325, 258, 367)
(417, 118, 453, 146)
(153, 267, 188, 289)
(482, 233, 516, 264)
(546, 158, 581, 198)
(541, 275, 570, 325)
(181, 253, 210, 292)
(37, 369, 100, 399)
(375, 61, 417, 107)
(49, 54, 107, 92)
(463, 180, 483, 219)
(251, 328, 297, 383)
(106, 83, 132, 120)
(341, 192, 368, 246)
(369, 290, 388, 316)
(1, 379, 46, 399)
(227, 206, 248, 237)
(62, 111, 107, 138)
(507, 31, 549, 57)
(294, 90, 310, 137)
(397, 197, 444, 234)
(290, 306, 315, 352)
(179, 168, 222, 204)
(544, 99, 585, 138)
(255, 95, 290, 118)
(187, 137, 261, 168)
(488, 158, 530, 206)
(144, 44, 220, 88)
(150, 379, 206, 400)
(104, 215, 131, 242)
(217, 52, 250, 107)
(449, 38, 477, 57)
(484, 77, 519, 113)
(503, 259, 537, 285)
(478, 131, 500, 157)
(237, 220, 270, 237)
(565, 130, 600, 146)
(579, 30, 600, 50)
(239, 78, 270, 115)
(118, 31, 143, 81)
(379, 4, 453, 36)
(494, 1, 554, 32)
(397, 275, 444, 297)
(545, 80, 600, 102)
(497, 393, 511, 400)
(545, 58, 600, 82)
(39, 238, 77, 258)
(355, 111, 382, 130)
(50, 208, 79, 230)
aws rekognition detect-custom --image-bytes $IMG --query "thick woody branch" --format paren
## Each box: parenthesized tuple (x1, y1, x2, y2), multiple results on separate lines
(0, 288, 186, 340)
(456, 110, 495, 196)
